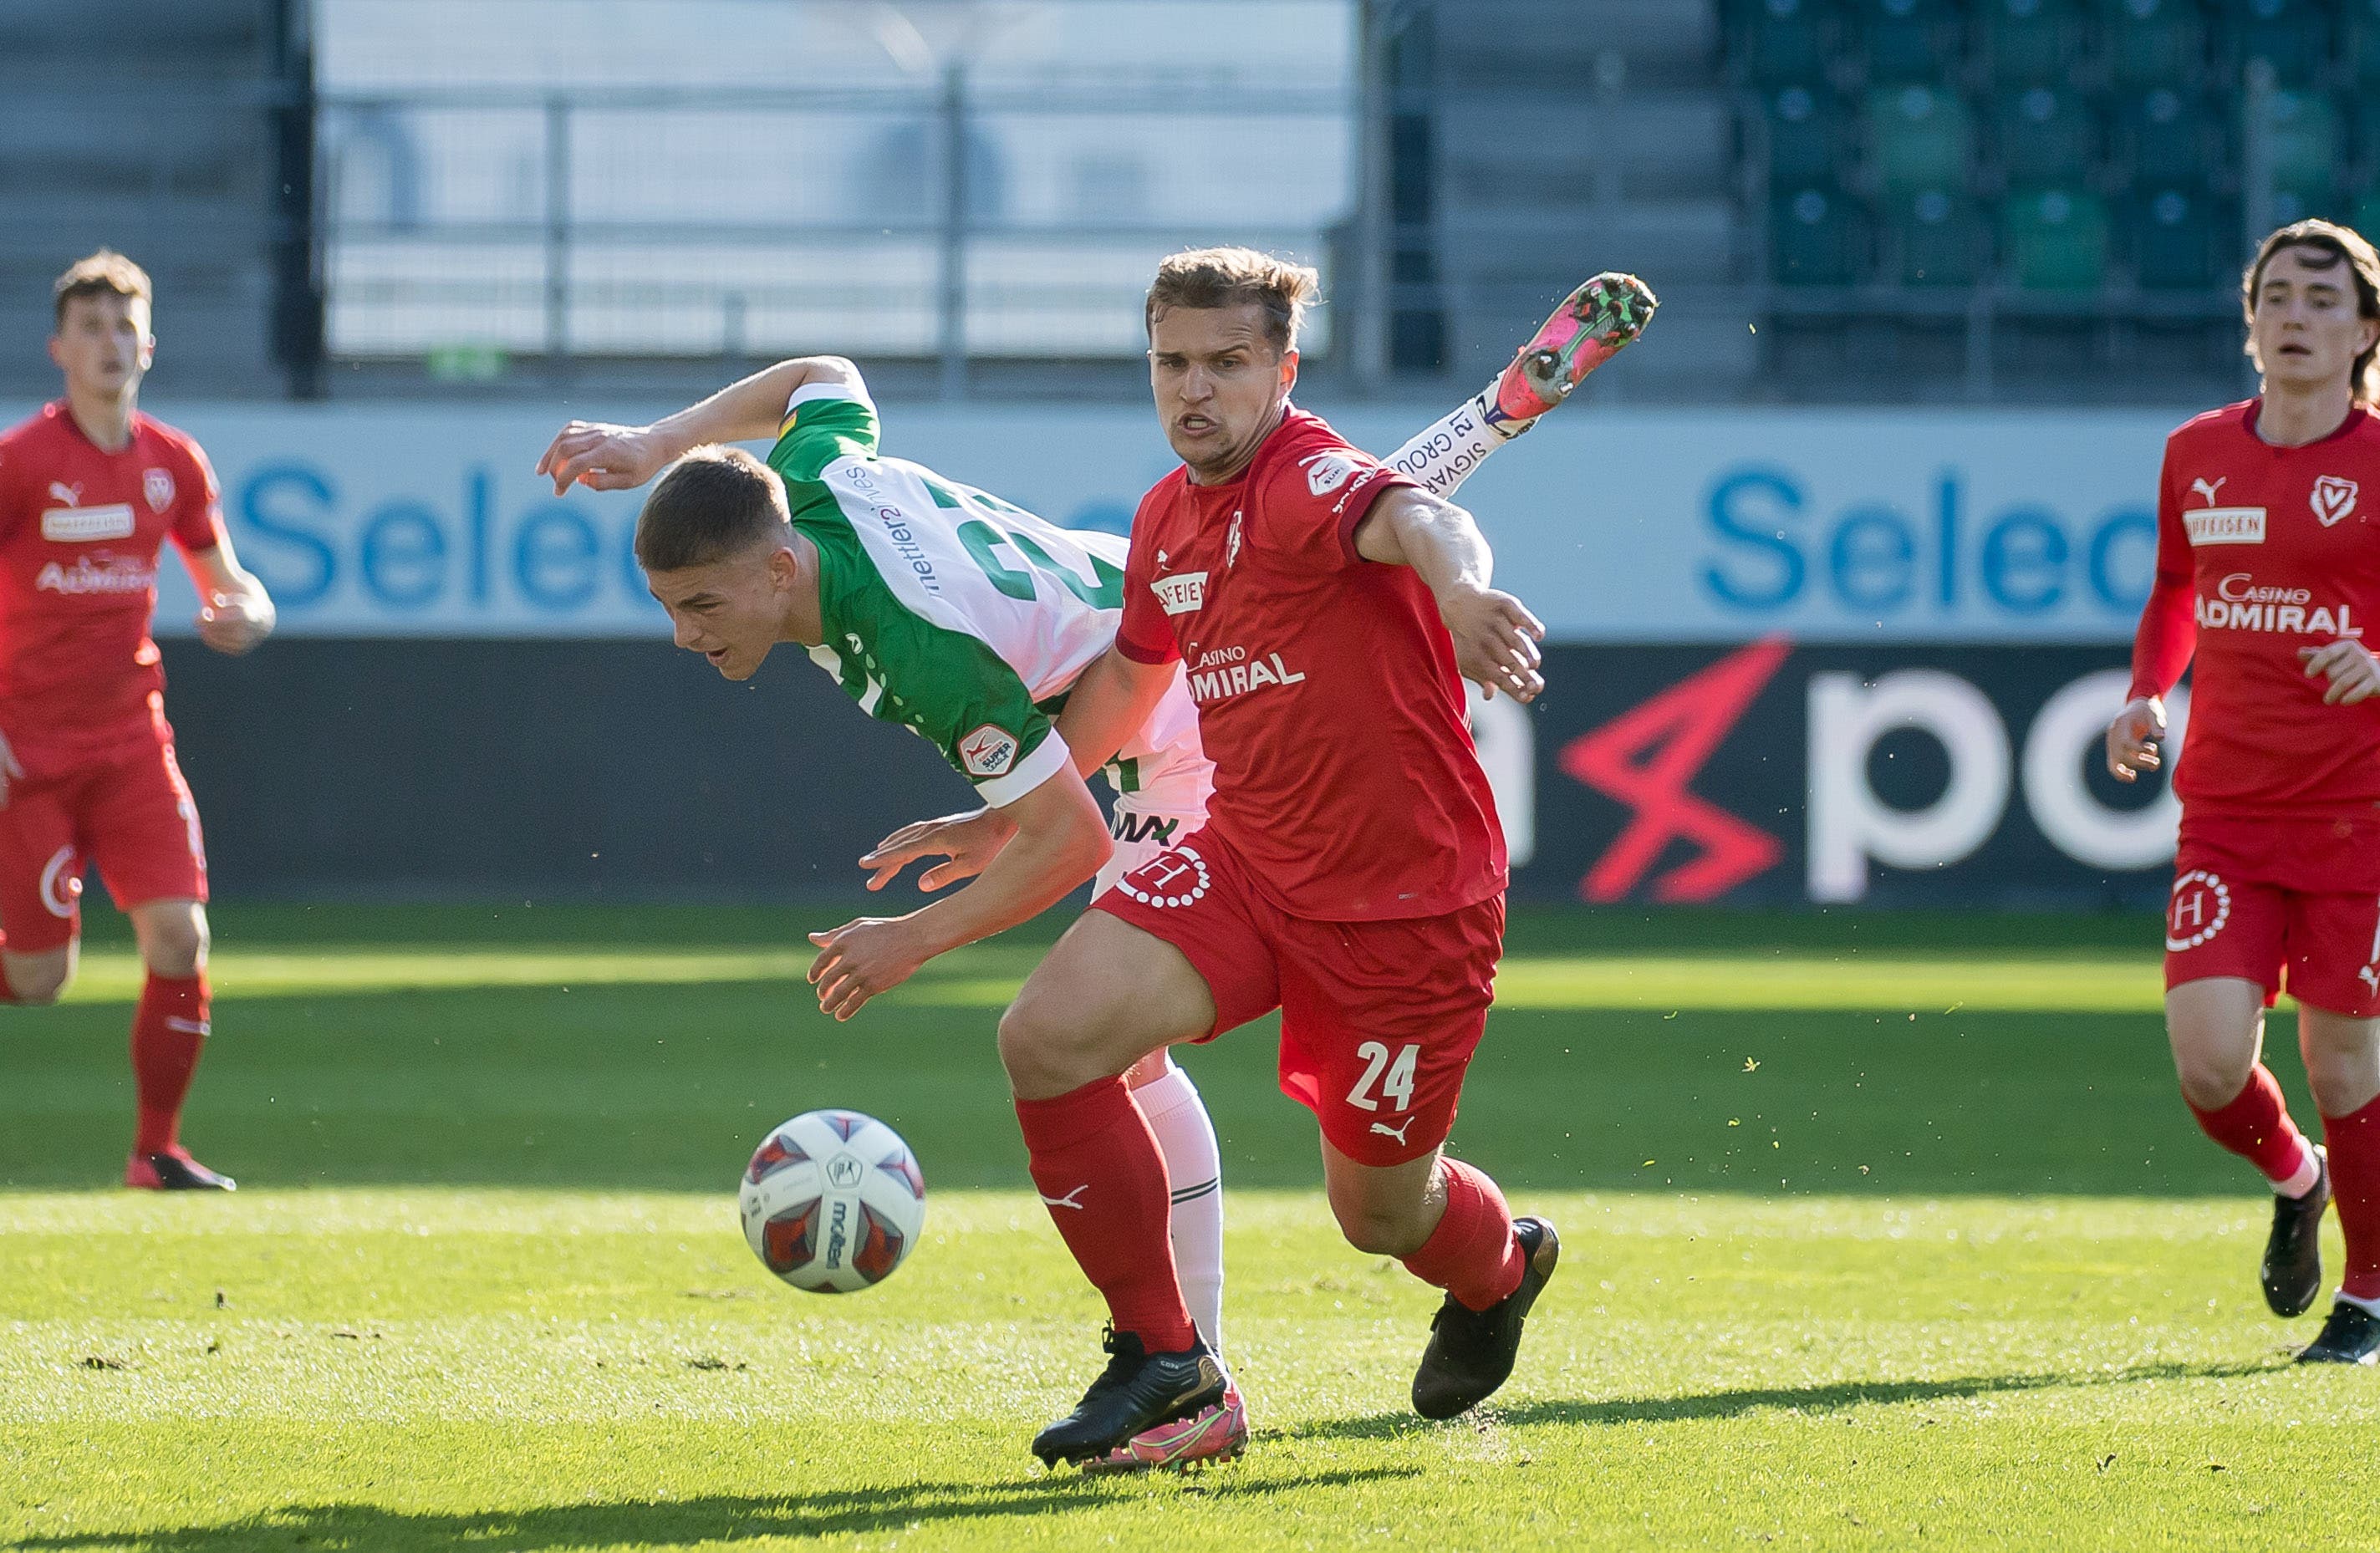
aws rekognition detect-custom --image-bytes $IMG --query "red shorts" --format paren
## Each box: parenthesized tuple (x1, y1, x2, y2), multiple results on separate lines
(2166, 812, 2380, 1018)
(0, 735, 208, 953)
(1091, 827, 1505, 1166)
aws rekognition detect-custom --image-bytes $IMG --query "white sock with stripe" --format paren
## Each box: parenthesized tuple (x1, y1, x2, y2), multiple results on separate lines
(1134, 1062, 1226, 1359)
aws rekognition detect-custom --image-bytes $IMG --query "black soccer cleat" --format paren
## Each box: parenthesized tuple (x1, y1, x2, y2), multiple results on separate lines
(2264, 1145, 2330, 1318)
(1411, 1214, 1559, 1420)
(125, 1151, 237, 1192)
(2296, 1299, 2380, 1365)
(1032, 1328, 1228, 1468)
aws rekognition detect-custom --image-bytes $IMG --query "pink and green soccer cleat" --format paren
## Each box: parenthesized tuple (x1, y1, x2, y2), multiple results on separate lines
(126, 1148, 237, 1191)
(1084, 1383, 1249, 1473)
(1487, 272, 1659, 429)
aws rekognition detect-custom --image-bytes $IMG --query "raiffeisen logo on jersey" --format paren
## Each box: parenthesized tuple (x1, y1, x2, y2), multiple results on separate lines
(1152, 571, 1206, 616)
(1185, 644, 1306, 704)
(35, 554, 155, 596)
(2196, 573, 2357, 635)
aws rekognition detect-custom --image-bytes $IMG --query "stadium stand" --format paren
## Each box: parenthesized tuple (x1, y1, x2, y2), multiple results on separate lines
(0, 0, 317, 400)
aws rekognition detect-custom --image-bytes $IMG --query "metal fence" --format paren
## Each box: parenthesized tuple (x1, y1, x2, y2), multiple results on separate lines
(318, 76, 1355, 383)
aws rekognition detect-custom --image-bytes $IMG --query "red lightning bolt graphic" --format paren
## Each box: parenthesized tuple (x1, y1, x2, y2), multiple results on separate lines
(1559, 637, 1791, 903)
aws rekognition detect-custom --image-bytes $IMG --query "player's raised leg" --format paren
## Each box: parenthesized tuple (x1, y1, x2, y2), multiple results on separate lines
(998, 910, 1231, 1466)
(2167, 976, 2326, 1316)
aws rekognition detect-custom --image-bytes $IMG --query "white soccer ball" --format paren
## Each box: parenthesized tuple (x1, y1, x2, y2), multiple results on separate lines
(738, 1109, 926, 1293)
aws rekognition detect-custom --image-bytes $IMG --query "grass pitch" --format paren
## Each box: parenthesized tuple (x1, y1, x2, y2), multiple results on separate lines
(4, 904, 2377, 1550)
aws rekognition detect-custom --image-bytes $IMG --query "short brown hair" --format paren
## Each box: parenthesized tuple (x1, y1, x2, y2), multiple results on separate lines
(1144, 246, 1319, 354)
(635, 445, 791, 572)
(2243, 220, 2380, 403)
(54, 249, 152, 329)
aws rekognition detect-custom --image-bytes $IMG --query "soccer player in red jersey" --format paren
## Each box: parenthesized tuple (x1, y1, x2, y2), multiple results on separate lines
(2108, 220, 2380, 1362)
(996, 248, 1567, 1464)
(0, 252, 275, 1189)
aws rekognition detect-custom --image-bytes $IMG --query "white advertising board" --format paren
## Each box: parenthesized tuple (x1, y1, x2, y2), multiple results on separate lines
(7, 399, 2189, 642)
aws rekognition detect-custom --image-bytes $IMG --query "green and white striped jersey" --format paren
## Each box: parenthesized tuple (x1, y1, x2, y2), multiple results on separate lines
(767, 381, 1205, 810)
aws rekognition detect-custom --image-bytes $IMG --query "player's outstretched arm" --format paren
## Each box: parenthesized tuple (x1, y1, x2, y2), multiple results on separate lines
(1354, 487, 1546, 702)
(184, 536, 275, 655)
(806, 763, 1112, 1021)
(536, 355, 865, 494)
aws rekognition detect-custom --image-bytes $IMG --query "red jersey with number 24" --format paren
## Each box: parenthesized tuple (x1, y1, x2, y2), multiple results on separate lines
(2129, 399, 2380, 820)
(1114, 405, 1506, 921)
(0, 403, 225, 776)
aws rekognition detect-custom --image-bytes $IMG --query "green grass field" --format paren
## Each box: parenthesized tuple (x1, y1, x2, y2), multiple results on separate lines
(5, 904, 2377, 1551)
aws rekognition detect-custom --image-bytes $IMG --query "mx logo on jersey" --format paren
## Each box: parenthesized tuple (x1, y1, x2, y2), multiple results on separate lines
(1558, 639, 1789, 903)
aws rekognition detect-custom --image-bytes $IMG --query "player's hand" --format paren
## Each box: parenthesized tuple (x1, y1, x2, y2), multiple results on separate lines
(2301, 639, 2380, 705)
(537, 421, 673, 495)
(1439, 582, 1546, 702)
(0, 727, 23, 810)
(806, 916, 930, 1021)
(197, 582, 275, 654)
(859, 807, 1020, 892)
(2105, 695, 2167, 782)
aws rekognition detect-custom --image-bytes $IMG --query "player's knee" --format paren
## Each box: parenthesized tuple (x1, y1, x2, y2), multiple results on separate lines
(135, 906, 208, 977)
(4, 957, 70, 1005)
(996, 994, 1088, 1092)
(2172, 1046, 2255, 1112)
(1327, 1192, 1429, 1258)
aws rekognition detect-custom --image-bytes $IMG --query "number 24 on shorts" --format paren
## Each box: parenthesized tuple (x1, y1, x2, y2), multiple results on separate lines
(1348, 1041, 1419, 1113)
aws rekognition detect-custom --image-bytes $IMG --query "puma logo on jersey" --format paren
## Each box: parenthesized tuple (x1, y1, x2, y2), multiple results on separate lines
(48, 481, 81, 507)
(1368, 1118, 1414, 1144)
(2314, 476, 2358, 527)
(2189, 476, 2227, 507)
(1038, 1184, 1088, 1210)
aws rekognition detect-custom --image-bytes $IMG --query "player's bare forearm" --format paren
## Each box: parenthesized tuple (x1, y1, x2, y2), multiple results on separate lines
(184, 544, 275, 654)
(1355, 488, 1547, 701)
(1056, 648, 1177, 777)
(538, 355, 864, 494)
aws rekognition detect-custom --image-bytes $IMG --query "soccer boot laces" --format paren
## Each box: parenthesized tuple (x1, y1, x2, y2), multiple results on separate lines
(2263, 1144, 2329, 1318)
(2296, 1299, 2380, 1365)
(1485, 272, 1659, 433)
(1411, 1215, 1559, 1421)
(126, 1148, 237, 1192)
(1032, 1327, 1228, 1468)
(1083, 1381, 1250, 1473)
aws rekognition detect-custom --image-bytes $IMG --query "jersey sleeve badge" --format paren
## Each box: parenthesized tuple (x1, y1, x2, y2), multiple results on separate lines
(957, 724, 1021, 777)
(143, 466, 176, 512)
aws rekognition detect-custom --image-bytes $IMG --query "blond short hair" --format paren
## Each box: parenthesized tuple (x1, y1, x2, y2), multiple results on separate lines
(54, 249, 152, 330)
(2243, 220, 2380, 404)
(1144, 246, 1318, 355)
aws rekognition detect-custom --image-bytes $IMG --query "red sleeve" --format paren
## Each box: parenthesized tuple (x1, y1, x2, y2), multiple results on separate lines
(2128, 440, 2197, 702)
(1255, 425, 1416, 572)
(1115, 489, 1180, 666)
(170, 440, 228, 554)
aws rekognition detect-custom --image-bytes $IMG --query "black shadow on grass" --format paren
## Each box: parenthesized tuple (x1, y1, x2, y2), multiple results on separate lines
(12, 1467, 1419, 1551)
(1298, 1357, 2281, 1442)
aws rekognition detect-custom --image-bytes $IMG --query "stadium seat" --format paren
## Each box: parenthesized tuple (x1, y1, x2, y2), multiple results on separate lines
(2115, 87, 2223, 192)
(2003, 186, 2111, 290)
(1869, 84, 1974, 198)
(1737, 0, 1841, 86)
(2233, 0, 2332, 88)
(1763, 85, 1853, 191)
(2129, 187, 2230, 290)
(1995, 87, 2099, 188)
(1981, 0, 2087, 87)
(2352, 1, 2380, 88)
(1858, 0, 1962, 85)
(2103, 0, 2207, 90)
(2260, 89, 2342, 225)
(1771, 186, 1868, 284)
(1885, 186, 1987, 285)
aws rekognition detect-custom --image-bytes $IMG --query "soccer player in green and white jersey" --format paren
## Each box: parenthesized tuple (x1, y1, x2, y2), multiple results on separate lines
(532, 269, 1654, 1469)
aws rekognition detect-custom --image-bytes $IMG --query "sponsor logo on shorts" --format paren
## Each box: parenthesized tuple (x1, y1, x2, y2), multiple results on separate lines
(957, 724, 1019, 778)
(1152, 571, 1206, 615)
(2167, 868, 2231, 951)
(143, 467, 176, 513)
(2195, 574, 2357, 636)
(1114, 847, 1210, 909)
(2184, 507, 2266, 546)
(39, 503, 135, 542)
(2314, 476, 2358, 527)
(38, 845, 79, 919)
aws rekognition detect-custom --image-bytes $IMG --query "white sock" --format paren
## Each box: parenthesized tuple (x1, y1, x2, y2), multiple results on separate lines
(2276, 1139, 2322, 1199)
(1382, 378, 1529, 499)
(1134, 1062, 1226, 1359)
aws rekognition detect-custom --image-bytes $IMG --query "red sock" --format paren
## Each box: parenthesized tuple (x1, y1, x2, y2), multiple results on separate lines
(2324, 1096, 2380, 1301)
(1402, 1158, 1526, 1311)
(1015, 1077, 1196, 1351)
(130, 973, 210, 1156)
(2189, 1065, 2312, 1186)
